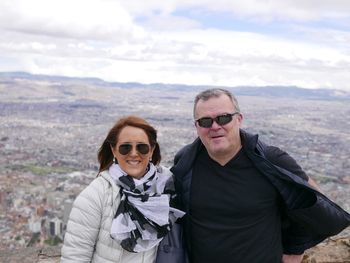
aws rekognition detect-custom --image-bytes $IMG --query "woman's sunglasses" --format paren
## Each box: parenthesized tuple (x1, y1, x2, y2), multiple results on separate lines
(195, 112, 240, 128)
(118, 143, 150, 155)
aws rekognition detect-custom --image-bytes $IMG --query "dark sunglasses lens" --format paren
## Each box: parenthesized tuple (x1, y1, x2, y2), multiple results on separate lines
(118, 144, 150, 155)
(119, 144, 132, 155)
(216, 115, 233, 125)
(198, 118, 213, 128)
(137, 144, 150, 154)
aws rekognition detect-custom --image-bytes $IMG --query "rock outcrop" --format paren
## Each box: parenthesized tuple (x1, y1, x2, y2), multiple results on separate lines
(0, 237, 349, 263)
(0, 246, 60, 263)
(303, 237, 350, 263)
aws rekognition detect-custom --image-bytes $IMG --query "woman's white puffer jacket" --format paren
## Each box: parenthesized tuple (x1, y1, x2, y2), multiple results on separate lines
(61, 171, 157, 263)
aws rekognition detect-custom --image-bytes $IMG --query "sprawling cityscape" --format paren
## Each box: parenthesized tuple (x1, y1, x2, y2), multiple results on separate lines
(0, 73, 349, 251)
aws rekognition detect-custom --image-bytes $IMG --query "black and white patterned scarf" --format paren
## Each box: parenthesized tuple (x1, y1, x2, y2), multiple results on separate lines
(109, 163, 185, 253)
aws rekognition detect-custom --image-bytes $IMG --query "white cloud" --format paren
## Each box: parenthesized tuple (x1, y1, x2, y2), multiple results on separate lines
(0, 0, 350, 90)
(142, 14, 201, 31)
(0, 0, 145, 41)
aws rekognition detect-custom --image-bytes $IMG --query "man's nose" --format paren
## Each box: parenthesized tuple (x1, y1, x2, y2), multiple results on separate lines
(210, 120, 221, 130)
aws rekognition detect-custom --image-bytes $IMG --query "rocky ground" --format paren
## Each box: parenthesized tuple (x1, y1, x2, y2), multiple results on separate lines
(0, 235, 349, 263)
(303, 237, 350, 263)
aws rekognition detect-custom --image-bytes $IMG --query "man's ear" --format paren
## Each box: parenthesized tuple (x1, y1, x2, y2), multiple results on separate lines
(237, 113, 244, 125)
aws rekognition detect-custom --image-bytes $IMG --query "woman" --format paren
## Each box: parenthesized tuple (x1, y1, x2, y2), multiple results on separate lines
(61, 115, 184, 263)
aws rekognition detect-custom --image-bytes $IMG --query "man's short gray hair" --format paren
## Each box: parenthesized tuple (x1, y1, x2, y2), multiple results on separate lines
(193, 88, 240, 117)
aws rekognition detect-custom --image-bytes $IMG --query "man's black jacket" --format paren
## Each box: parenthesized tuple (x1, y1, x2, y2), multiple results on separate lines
(171, 130, 350, 255)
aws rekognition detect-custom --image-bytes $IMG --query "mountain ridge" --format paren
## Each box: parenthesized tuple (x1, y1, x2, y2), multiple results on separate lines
(1, 71, 349, 101)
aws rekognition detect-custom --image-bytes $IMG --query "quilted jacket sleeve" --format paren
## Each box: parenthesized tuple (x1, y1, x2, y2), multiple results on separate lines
(61, 177, 106, 262)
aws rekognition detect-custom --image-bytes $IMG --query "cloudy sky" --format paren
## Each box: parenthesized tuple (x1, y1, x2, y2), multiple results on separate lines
(1, 0, 350, 90)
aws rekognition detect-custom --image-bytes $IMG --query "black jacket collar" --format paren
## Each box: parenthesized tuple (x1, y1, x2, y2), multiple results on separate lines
(171, 129, 259, 176)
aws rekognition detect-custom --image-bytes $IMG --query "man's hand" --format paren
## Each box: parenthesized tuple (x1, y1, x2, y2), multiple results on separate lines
(282, 253, 304, 263)
(308, 177, 321, 192)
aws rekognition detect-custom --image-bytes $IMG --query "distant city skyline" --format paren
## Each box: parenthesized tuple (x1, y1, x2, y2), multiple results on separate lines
(0, 0, 350, 91)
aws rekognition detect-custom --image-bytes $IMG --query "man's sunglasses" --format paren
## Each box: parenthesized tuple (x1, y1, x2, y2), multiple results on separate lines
(195, 112, 240, 128)
(118, 143, 150, 155)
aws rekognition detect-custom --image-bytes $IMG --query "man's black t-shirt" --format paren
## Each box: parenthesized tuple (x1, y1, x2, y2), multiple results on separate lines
(190, 148, 283, 263)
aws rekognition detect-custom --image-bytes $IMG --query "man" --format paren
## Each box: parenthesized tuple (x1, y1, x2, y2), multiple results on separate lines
(171, 88, 350, 263)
